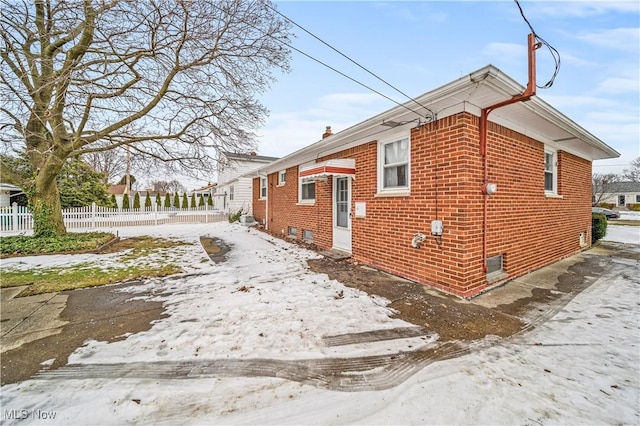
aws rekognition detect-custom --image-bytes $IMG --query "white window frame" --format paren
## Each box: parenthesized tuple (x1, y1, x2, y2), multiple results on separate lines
(544, 149, 557, 195)
(278, 170, 286, 186)
(377, 132, 411, 196)
(259, 177, 267, 199)
(298, 164, 316, 204)
(229, 185, 234, 201)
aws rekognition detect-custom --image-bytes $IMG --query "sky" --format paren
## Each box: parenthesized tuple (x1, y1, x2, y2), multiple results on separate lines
(184, 0, 639, 190)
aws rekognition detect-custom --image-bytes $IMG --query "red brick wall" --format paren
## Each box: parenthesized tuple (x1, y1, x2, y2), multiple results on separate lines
(254, 112, 593, 298)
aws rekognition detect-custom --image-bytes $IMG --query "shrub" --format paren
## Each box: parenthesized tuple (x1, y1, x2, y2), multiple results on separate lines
(596, 203, 615, 209)
(228, 208, 244, 223)
(173, 193, 180, 208)
(133, 192, 141, 209)
(181, 193, 188, 209)
(207, 194, 213, 206)
(198, 194, 205, 207)
(110, 194, 118, 209)
(164, 193, 171, 208)
(190, 193, 196, 208)
(145, 192, 152, 208)
(122, 193, 130, 209)
(627, 203, 640, 211)
(592, 213, 607, 243)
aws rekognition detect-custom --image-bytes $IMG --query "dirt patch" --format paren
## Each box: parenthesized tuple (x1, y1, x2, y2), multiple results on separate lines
(1, 282, 166, 386)
(307, 258, 524, 341)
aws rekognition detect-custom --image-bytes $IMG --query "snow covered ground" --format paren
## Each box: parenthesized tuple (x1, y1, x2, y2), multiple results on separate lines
(603, 224, 640, 244)
(1, 223, 638, 425)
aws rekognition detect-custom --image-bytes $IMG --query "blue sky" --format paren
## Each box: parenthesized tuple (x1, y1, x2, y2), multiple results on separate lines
(245, 0, 639, 180)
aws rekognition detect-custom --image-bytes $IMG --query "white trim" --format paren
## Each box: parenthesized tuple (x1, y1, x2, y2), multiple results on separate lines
(278, 170, 286, 186)
(377, 132, 411, 194)
(298, 162, 316, 203)
(544, 148, 558, 195)
(259, 177, 267, 200)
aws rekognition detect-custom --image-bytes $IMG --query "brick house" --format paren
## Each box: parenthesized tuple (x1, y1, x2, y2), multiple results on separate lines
(250, 65, 619, 298)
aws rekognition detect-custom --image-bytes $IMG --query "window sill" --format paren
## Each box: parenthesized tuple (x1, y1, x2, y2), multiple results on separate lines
(486, 271, 508, 284)
(375, 190, 410, 198)
(545, 193, 563, 199)
(296, 201, 315, 206)
(277, 184, 285, 187)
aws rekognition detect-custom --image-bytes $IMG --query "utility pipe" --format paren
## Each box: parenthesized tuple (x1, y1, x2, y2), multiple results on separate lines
(480, 33, 539, 272)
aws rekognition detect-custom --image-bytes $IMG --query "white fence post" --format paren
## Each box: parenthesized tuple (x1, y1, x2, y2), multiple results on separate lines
(12, 202, 18, 232)
(154, 202, 158, 226)
(91, 202, 96, 229)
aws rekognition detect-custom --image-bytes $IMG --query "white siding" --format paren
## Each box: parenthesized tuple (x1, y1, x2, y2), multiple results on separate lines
(216, 154, 274, 213)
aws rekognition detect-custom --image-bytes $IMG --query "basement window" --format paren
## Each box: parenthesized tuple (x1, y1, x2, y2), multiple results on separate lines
(303, 230, 314, 242)
(486, 254, 506, 282)
(288, 226, 297, 237)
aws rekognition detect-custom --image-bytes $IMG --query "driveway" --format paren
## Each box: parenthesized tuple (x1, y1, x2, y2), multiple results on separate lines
(1, 223, 638, 424)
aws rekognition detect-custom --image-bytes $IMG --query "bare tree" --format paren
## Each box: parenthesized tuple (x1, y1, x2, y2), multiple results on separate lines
(0, 0, 292, 236)
(592, 173, 621, 206)
(152, 180, 185, 194)
(622, 157, 640, 183)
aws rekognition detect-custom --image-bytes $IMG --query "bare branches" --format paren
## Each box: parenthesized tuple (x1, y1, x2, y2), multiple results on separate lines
(592, 173, 621, 206)
(1, 0, 292, 174)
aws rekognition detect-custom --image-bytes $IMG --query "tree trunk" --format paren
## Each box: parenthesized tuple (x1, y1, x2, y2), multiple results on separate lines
(30, 171, 66, 238)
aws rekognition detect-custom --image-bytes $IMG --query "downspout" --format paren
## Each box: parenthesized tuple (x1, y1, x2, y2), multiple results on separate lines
(480, 33, 539, 272)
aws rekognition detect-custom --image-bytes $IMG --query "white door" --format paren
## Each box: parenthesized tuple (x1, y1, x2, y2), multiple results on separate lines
(332, 176, 352, 253)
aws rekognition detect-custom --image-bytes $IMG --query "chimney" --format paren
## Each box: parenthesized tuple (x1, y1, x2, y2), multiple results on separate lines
(322, 126, 332, 139)
(250, 151, 257, 156)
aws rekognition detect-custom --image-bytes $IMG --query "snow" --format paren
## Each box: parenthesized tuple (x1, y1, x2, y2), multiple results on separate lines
(603, 224, 640, 244)
(1, 223, 638, 425)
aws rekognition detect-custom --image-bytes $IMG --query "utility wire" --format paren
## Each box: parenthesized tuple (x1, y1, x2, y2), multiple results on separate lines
(514, 0, 561, 89)
(264, 2, 435, 121)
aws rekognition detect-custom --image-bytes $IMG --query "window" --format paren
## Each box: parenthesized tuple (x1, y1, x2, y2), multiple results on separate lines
(379, 136, 410, 193)
(636, 195, 640, 203)
(299, 178, 315, 203)
(486, 254, 505, 282)
(288, 226, 297, 236)
(618, 195, 626, 206)
(303, 230, 314, 242)
(229, 185, 234, 201)
(544, 150, 557, 193)
(260, 177, 267, 199)
(278, 170, 286, 186)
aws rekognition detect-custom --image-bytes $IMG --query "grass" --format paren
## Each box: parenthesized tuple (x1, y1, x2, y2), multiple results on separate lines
(0, 232, 115, 256)
(0, 234, 190, 297)
(1, 264, 182, 297)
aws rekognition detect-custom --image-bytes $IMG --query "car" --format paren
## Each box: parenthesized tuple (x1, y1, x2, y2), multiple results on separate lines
(592, 207, 620, 219)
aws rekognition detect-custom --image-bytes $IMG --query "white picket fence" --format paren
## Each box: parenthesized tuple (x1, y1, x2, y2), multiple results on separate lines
(0, 203, 227, 234)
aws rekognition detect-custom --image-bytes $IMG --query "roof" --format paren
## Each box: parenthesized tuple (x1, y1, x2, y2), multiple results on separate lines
(0, 182, 22, 192)
(107, 184, 128, 195)
(250, 64, 619, 176)
(603, 181, 640, 193)
(222, 152, 279, 163)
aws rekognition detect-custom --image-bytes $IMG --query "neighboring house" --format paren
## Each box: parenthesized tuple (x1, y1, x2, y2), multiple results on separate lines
(216, 152, 278, 213)
(593, 181, 640, 208)
(192, 182, 217, 206)
(107, 184, 129, 209)
(249, 65, 619, 298)
(0, 182, 23, 207)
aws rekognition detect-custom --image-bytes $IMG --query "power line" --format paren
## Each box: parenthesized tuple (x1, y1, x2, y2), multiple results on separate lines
(513, 0, 561, 89)
(264, 2, 435, 121)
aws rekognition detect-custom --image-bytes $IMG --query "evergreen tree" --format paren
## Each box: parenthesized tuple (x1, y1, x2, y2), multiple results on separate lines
(164, 193, 171, 208)
(181, 193, 188, 209)
(198, 194, 205, 207)
(110, 193, 117, 209)
(207, 194, 213, 206)
(145, 191, 152, 208)
(173, 192, 180, 208)
(133, 192, 141, 209)
(156, 193, 161, 206)
(122, 193, 130, 209)
(190, 193, 196, 208)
